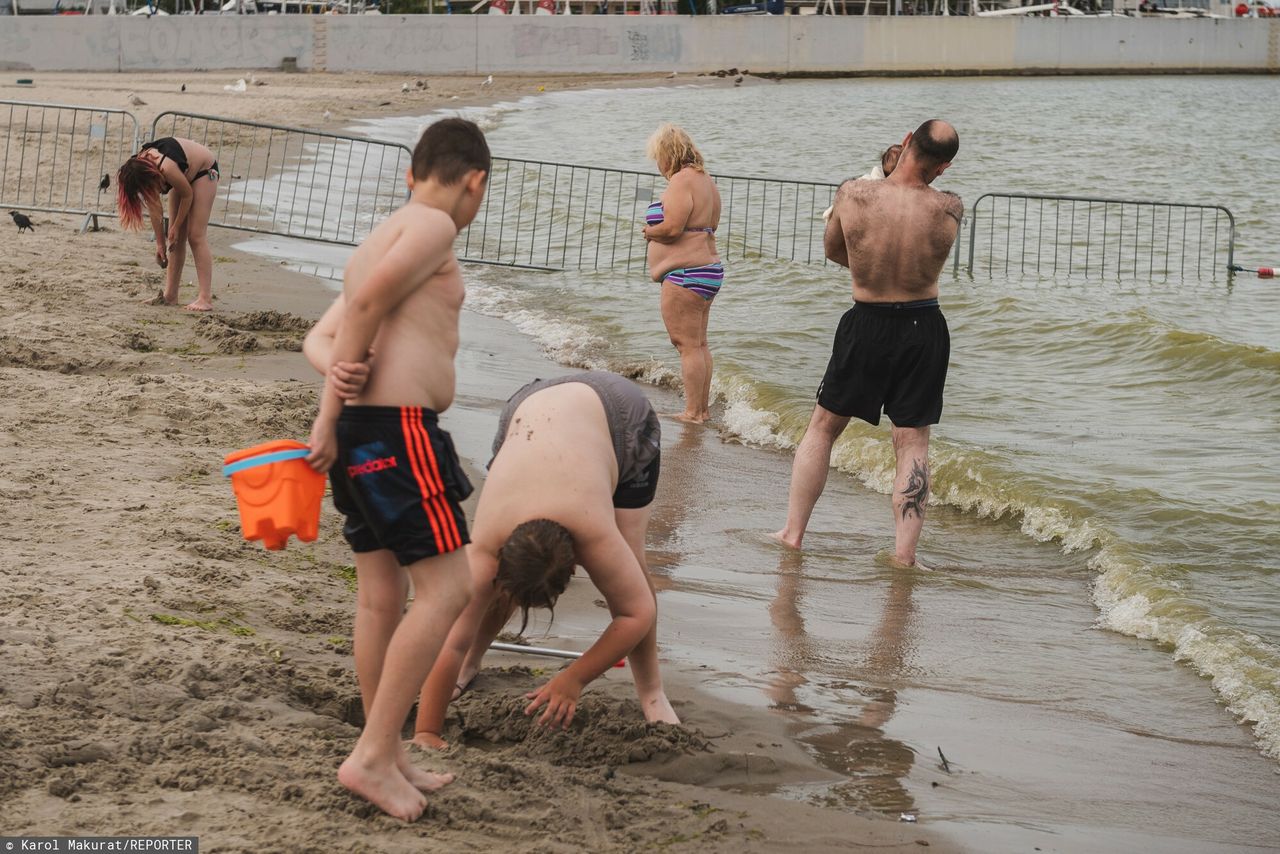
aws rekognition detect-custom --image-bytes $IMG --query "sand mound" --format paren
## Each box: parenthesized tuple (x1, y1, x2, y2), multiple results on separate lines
(453, 673, 710, 768)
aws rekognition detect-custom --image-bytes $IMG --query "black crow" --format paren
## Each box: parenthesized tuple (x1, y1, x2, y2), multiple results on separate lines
(9, 211, 35, 233)
(98, 173, 110, 193)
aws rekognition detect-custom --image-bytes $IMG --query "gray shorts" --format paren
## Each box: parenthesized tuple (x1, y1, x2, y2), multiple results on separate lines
(492, 371, 661, 509)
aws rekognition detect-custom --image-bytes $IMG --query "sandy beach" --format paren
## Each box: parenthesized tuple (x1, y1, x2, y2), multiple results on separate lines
(0, 71, 945, 852)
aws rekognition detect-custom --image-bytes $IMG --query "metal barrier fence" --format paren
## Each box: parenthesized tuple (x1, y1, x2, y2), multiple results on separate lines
(460, 157, 842, 272)
(9, 101, 1238, 287)
(0, 100, 140, 225)
(966, 192, 1235, 281)
(150, 111, 413, 246)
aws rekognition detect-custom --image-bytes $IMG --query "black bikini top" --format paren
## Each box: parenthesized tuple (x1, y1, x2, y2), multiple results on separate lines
(140, 137, 189, 179)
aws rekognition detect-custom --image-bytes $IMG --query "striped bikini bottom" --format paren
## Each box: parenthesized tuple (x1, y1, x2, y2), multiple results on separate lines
(662, 262, 724, 301)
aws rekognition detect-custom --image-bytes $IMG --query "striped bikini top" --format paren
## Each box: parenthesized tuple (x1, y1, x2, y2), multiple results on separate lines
(644, 201, 716, 234)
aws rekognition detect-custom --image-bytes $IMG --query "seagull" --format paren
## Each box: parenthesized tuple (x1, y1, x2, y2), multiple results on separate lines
(127, 93, 147, 106)
(323, 109, 333, 121)
(401, 82, 410, 93)
(666, 71, 677, 79)
(480, 74, 493, 88)
(98, 173, 110, 194)
(9, 210, 35, 233)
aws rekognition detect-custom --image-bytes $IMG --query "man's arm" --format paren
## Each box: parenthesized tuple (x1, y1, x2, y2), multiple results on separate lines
(823, 181, 857, 268)
(940, 191, 964, 226)
(524, 525, 656, 729)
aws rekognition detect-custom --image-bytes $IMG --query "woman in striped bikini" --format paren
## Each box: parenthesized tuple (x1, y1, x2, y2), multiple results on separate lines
(643, 123, 722, 424)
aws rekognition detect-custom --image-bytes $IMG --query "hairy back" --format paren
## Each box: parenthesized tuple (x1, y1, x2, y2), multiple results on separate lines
(830, 180, 963, 303)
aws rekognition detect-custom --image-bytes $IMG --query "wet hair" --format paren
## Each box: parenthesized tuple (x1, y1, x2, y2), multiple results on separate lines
(494, 519, 575, 634)
(116, 155, 167, 231)
(880, 144, 904, 173)
(908, 120, 959, 168)
(411, 117, 491, 185)
(645, 122, 706, 177)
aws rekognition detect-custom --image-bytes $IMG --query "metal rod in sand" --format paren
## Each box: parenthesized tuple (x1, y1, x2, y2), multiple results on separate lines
(489, 642, 626, 667)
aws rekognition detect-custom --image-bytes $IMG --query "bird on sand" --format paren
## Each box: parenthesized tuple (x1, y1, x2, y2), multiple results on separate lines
(401, 82, 411, 93)
(180, 83, 186, 92)
(666, 71, 677, 79)
(9, 210, 35, 233)
(481, 75, 493, 88)
(128, 93, 147, 107)
(414, 79, 427, 90)
(98, 174, 110, 194)
(323, 109, 333, 121)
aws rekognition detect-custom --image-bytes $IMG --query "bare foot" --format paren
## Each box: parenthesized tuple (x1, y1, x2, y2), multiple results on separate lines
(640, 692, 680, 725)
(662, 411, 709, 425)
(184, 300, 213, 312)
(397, 750, 455, 792)
(409, 731, 450, 751)
(769, 530, 803, 550)
(337, 755, 427, 822)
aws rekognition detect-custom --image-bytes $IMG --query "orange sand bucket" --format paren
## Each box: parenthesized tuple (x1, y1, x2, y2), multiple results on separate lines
(222, 439, 325, 550)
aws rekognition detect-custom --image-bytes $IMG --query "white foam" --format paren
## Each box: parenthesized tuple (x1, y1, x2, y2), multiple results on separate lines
(1092, 548, 1280, 760)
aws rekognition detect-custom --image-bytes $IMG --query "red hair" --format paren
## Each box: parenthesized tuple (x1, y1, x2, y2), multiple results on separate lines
(116, 156, 166, 230)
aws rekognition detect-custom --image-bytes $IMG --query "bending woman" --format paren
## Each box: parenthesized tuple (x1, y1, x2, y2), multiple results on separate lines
(117, 136, 220, 311)
(643, 123, 722, 424)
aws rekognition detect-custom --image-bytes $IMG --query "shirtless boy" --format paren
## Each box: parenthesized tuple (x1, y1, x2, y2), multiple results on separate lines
(304, 118, 489, 822)
(410, 371, 679, 745)
(774, 120, 962, 568)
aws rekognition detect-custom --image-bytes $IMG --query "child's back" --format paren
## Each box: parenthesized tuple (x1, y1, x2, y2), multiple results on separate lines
(342, 203, 464, 413)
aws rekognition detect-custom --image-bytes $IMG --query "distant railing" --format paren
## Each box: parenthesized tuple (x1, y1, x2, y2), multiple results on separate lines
(9, 101, 1236, 288)
(966, 192, 1235, 281)
(461, 156, 841, 271)
(150, 111, 413, 247)
(0, 100, 140, 226)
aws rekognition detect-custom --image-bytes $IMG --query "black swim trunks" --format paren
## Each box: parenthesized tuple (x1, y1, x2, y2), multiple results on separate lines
(816, 299, 950, 428)
(329, 406, 473, 566)
(493, 372, 661, 509)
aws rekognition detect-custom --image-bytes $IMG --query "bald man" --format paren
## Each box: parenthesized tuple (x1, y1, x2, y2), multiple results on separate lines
(774, 120, 963, 567)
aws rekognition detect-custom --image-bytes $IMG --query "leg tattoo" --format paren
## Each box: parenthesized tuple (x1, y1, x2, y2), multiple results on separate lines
(900, 458, 929, 520)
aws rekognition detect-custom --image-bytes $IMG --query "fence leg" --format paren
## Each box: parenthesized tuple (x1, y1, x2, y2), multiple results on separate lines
(79, 213, 101, 234)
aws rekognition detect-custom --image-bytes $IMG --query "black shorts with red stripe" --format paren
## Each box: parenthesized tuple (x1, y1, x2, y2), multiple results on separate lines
(329, 406, 473, 566)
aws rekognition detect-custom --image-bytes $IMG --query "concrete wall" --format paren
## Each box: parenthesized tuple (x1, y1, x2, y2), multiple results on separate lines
(1, 15, 1276, 75)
